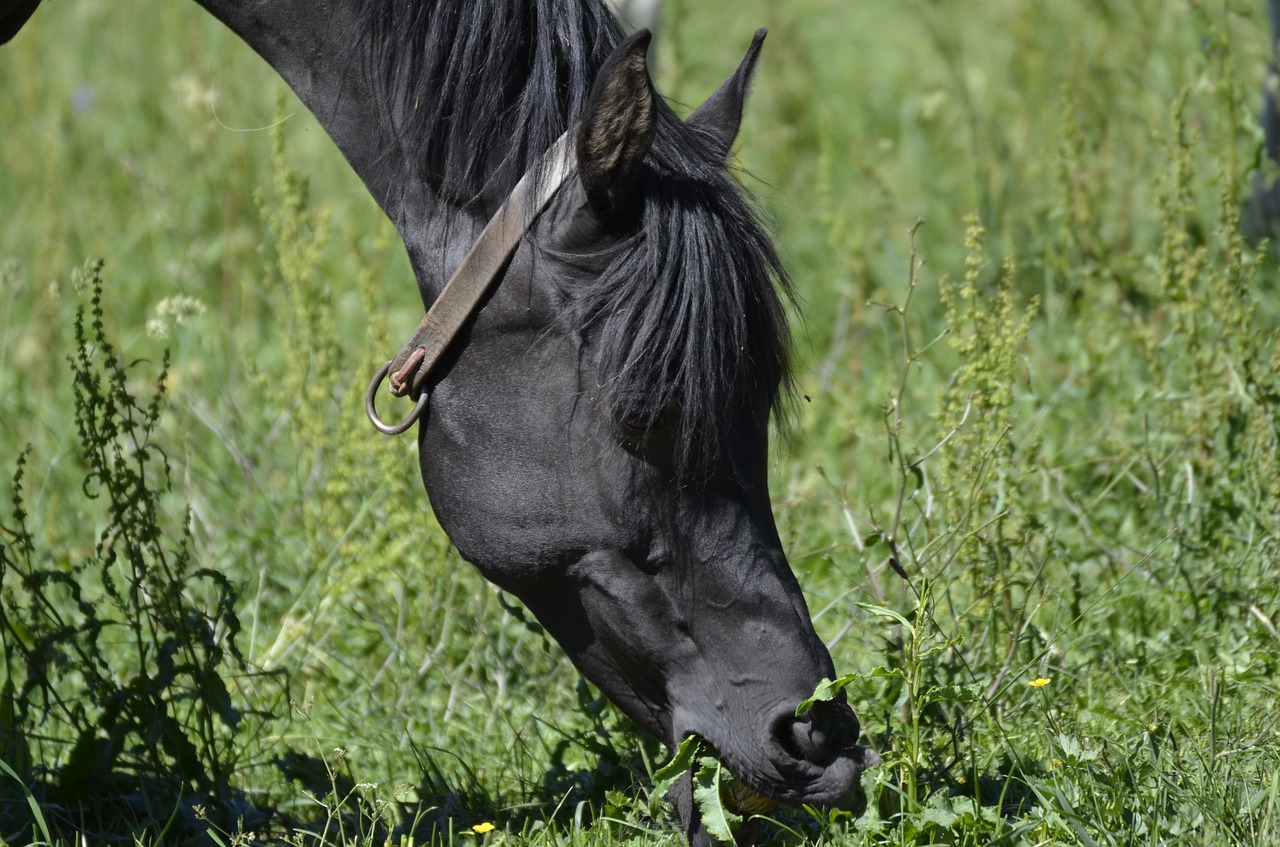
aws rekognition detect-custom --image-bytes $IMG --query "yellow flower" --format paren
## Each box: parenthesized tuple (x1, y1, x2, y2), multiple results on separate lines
(1029, 677, 1052, 688)
(472, 822, 496, 834)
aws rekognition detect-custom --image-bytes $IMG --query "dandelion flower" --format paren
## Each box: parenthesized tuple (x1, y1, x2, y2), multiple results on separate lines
(1029, 677, 1052, 688)
(472, 822, 496, 834)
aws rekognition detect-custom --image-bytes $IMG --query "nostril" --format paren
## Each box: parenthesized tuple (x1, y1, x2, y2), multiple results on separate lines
(824, 704, 860, 749)
(791, 717, 825, 761)
(773, 704, 862, 765)
(773, 714, 827, 763)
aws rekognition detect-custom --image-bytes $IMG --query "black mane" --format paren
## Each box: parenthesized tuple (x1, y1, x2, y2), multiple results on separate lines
(356, 0, 622, 206)
(578, 112, 792, 472)
(355, 0, 792, 471)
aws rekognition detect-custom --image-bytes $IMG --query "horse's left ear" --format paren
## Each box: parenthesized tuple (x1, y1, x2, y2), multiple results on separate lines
(577, 29, 657, 222)
(686, 29, 767, 162)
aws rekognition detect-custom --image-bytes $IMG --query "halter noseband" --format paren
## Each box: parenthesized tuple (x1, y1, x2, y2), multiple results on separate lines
(365, 130, 576, 435)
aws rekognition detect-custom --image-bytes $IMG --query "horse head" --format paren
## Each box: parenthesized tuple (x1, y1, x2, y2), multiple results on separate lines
(409, 29, 877, 839)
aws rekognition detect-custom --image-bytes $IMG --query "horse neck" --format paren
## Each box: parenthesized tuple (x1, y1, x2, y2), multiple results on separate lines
(195, 0, 551, 304)
(195, 0, 448, 244)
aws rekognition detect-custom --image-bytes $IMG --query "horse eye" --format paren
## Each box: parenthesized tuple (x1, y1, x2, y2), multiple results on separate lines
(621, 408, 675, 436)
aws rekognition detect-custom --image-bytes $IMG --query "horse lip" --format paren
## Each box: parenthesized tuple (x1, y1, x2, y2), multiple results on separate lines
(756, 704, 881, 808)
(700, 734, 881, 811)
(760, 743, 881, 809)
(671, 699, 880, 811)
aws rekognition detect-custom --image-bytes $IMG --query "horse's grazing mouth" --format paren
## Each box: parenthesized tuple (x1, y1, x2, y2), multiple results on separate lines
(659, 703, 879, 843)
(691, 701, 881, 812)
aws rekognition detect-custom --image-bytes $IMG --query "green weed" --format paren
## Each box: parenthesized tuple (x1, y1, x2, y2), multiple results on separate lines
(0, 262, 265, 842)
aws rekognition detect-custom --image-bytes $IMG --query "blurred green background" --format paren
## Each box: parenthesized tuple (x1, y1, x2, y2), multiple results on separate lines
(2, 0, 1279, 844)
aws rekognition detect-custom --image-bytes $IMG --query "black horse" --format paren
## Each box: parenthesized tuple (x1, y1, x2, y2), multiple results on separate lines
(2, 1, 877, 842)
(1248, 0, 1280, 239)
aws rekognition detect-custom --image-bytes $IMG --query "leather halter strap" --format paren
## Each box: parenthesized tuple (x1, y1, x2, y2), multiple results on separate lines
(366, 130, 576, 435)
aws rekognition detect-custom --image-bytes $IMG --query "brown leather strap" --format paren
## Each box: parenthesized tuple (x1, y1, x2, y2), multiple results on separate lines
(390, 130, 575, 398)
(366, 130, 575, 435)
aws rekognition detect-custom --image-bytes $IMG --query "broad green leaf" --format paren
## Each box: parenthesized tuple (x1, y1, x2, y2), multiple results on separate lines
(921, 683, 980, 706)
(650, 735, 702, 814)
(796, 673, 858, 716)
(915, 803, 959, 829)
(692, 757, 743, 843)
(200, 671, 242, 730)
(907, 464, 925, 497)
(797, 667, 904, 716)
(853, 602, 915, 635)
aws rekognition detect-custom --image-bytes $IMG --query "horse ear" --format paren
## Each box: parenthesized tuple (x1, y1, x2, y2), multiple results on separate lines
(577, 29, 657, 222)
(686, 29, 767, 162)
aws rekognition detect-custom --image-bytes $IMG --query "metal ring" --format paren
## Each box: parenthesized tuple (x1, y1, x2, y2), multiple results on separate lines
(366, 360, 430, 436)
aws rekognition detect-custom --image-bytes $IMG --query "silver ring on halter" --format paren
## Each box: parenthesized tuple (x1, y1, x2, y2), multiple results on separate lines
(365, 360, 430, 436)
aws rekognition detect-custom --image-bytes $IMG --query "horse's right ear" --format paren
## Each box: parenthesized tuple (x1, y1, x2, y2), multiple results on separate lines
(577, 29, 657, 223)
(686, 29, 767, 162)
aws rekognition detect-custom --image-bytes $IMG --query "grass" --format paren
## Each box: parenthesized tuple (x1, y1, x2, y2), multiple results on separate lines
(2, 0, 1280, 844)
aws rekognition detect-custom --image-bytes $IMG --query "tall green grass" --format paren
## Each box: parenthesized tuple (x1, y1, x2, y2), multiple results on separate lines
(2, 0, 1279, 844)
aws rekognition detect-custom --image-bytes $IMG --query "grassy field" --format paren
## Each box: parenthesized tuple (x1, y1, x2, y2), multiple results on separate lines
(2, 0, 1280, 844)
